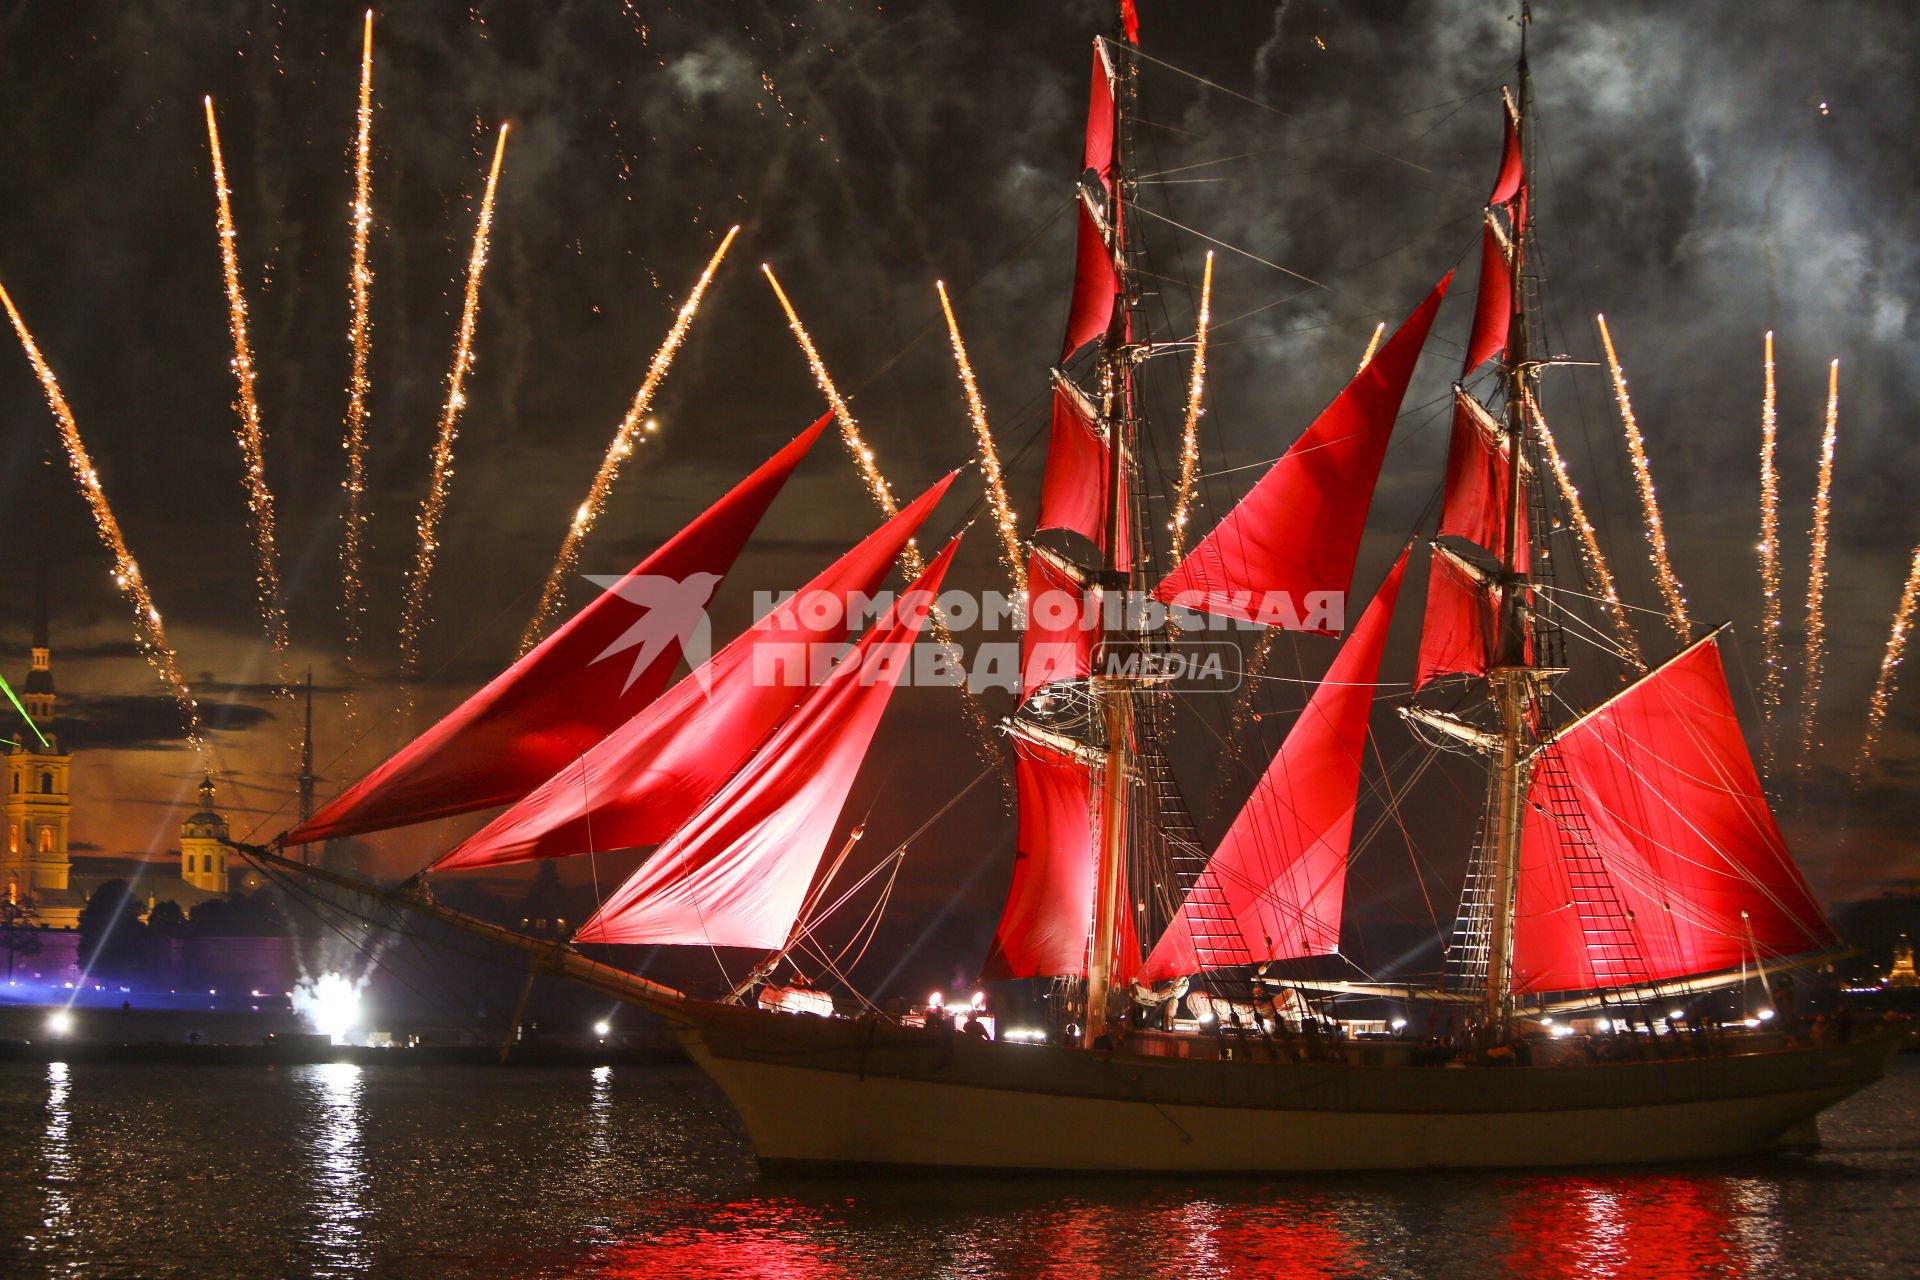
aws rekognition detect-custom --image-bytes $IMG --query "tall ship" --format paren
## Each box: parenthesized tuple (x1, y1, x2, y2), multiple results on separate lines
(250, 5, 1905, 1173)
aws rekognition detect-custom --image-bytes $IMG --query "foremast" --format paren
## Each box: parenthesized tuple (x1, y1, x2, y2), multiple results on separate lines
(1083, 10, 1142, 1049)
(1484, 10, 1540, 1030)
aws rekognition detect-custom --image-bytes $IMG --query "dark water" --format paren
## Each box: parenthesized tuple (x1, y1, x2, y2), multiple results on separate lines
(1, 1057, 1916, 1279)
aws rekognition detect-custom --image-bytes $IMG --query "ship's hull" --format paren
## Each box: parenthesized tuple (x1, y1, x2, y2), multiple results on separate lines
(663, 1001, 1905, 1174)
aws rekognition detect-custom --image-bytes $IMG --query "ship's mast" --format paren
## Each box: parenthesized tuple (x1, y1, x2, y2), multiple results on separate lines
(1483, 5, 1537, 1030)
(298, 667, 317, 865)
(1082, 11, 1139, 1048)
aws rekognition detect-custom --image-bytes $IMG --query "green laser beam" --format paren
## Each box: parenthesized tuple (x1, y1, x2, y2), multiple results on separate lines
(0, 670, 49, 749)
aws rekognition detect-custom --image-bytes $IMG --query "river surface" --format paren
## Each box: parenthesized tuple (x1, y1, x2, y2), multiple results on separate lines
(1, 1056, 1916, 1278)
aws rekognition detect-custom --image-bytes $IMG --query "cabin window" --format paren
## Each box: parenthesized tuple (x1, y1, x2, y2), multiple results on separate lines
(40, 772, 53, 795)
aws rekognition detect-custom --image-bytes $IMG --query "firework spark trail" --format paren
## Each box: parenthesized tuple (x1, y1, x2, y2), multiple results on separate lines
(1758, 331, 1786, 770)
(399, 123, 508, 684)
(760, 264, 917, 572)
(518, 227, 740, 653)
(1799, 359, 1840, 766)
(762, 264, 1010, 786)
(1596, 314, 1689, 642)
(339, 10, 376, 696)
(1169, 251, 1213, 566)
(935, 279, 1024, 602)
(1530, 392, 1644, 670)
(1356, 320, 1386, 375)
(1856, 544, 1920, 783)
(204, 97, 289, 670)
(1, 283, 202, 747)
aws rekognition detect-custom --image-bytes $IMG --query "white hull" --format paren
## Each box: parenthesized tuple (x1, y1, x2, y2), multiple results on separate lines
(664, 1002, 1906, 1174)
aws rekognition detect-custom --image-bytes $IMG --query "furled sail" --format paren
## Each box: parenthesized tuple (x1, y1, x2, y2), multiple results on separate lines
(1155, 277, 1448, 630)
(285, 417, 831, 846)
(572, 538, 960, 949)
(981, 738, 1101, 979)
(1511, 635, 1838, 993)
(432, 471, 956, 871)
(1140, 549, 1409, 982)
(1062, 43, 1119, 360)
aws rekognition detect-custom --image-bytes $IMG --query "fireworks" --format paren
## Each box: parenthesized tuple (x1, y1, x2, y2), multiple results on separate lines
(1596, 314, 1689, 641)
(936, 279, 1024, 601)
(519, 227, 740, 653)
(1856, 545, 1920, 783)
(204, 97, 289, 669)
(1356, 320, 1386, 375)
(1799, 359, 1840, 766)
(339, 9, 376, 689)
(1757, 330, 1786, 771)
(1530, 392, 1644, 670)
(760, 263, 918, 573)
(399, 123, 509, 681)
(1169, 251, 1213, 566)
(1, 283, 201, 746)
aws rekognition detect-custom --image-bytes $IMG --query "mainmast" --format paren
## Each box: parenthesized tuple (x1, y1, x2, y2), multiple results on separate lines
(1483, 7, 1538, 1029)
(1082, 9, 1139, 1048)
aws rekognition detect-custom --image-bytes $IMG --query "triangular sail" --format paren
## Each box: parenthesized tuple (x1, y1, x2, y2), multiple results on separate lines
(1140, 550, 1409, 982)
(1155, 277, 1448, 630)
(433, 472, 956, 871)
(286, 417, 831, 846)
(1512, 635, 1838, 993)
(573, 538, 960, 949)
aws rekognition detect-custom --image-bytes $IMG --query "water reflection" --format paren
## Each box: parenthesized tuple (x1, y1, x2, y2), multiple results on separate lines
(41, 1062, 73, 1242)
(301, 1062, 368, 1274)
(593, 1198, 848, 1278)
(1501, 1175, 1752, 1278)
(588, 1065, 614, 1159)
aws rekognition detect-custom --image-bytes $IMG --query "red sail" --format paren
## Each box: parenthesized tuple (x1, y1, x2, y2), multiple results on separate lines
(1488, 101, 1523, 206)
(981, 739, 1099, 979)
(1512, 636, 1838, 994)
(1461, 218, 1513, 375)
(1415, 548, 1493, 689)
(1438, 390, 1527, 569)
(433, 472, 956, 871)
(1155, 276, 1448, 630)
(285, 416, 830, 846)
(1037, 383, 1131, 568)
(1141, 550, 1408, 982)
(1061, 48, 1118, 360)
(574, 539, 960, 949)
(1021, 552, 1095, 697)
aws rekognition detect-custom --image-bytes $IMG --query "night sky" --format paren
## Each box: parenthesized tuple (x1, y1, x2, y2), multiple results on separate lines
(3, 2, 1917, 981)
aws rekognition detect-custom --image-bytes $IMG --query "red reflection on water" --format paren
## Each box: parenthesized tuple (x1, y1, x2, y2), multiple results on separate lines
(592, 1198, 849, 1279)
(1501, 1176, 1746, 1279)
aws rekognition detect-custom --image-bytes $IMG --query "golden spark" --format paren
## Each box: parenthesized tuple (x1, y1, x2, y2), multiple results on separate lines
(204, 96, 289, 669)
(1530, 392, 1644, 670)
(1856, 544, 1920, 783)
(520, 227, 740, 653)
(1597, 314, 1689, 641)
(1757, 331, 1786, 769)
(1799, 359, 1840, 766)
(339, 9, 376, 693)
(2, 283, 202, 747)
(935, 279, 1024, 601)
(399, 123, 508, 682)
(1356, 320, 1386, 375)
(1169, 250, 1213, 565)
(760, 263, 914, 571)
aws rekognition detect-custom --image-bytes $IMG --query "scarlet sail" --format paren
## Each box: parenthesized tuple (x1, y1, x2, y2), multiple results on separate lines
(285, 417, 830, 846)
(1461, 218, 1513, 375)
(1156, 276, 1448, 630)
(1061, 46, 1118, 360)
(981, 739, 1100, 979)
(433, 472, 956, 871)
(1021, 551, 1095, 697)
(1415, 546, 1494, 689)
(1511, 636, 1837, 993)
(1438, 389, 1526, 568)
(1038, 381, 1130, 568)
(1141, 550, 1409, 982)
(573, 538, 960, 949)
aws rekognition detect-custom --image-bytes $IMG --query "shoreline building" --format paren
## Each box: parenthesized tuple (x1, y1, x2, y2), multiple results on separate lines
(4, 576, 81, 928)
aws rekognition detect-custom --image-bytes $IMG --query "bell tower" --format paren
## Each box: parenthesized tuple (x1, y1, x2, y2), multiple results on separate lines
(179, 775, 231, 894)
(6, 459, 72, 902)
